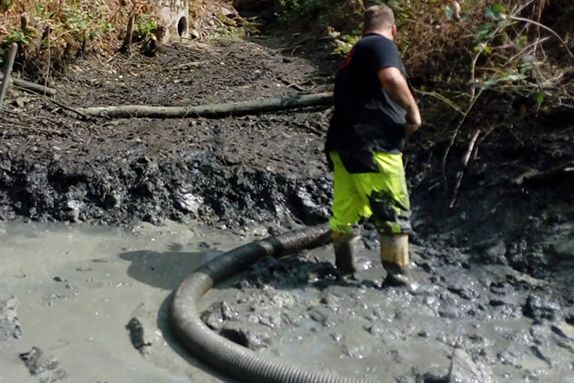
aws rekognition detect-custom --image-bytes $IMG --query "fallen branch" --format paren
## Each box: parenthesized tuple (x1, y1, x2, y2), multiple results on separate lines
(0, 74, 57, 96)
(47, 98, 90, 120)
(521, 162, 574, 187)
(509, 15, 574, 58)
(75, 92, 334, 119)
(449, 129, 481, 208)
(440, 87, 484, 188)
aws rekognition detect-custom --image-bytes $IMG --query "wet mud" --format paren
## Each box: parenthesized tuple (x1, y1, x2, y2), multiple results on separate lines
(201, 225, 574, 382)
(0, 221, 239, 383)
(1, 35, 573, 382)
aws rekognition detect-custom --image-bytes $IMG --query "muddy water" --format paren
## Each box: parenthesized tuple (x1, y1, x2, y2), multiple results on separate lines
(203, 235, 574, 382)
(0, 221, 248, 383)
(2, 221, 573, 383)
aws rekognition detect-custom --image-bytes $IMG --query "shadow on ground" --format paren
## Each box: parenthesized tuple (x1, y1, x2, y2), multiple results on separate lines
(119, 246, 223, 290)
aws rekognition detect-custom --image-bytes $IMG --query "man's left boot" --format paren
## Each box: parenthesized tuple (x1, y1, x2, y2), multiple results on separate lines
(380, 233, 418, 292)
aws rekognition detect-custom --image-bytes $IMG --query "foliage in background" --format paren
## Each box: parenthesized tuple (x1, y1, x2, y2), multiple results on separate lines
(275, 0, 573, 113)
(387, 1, 572, 110)
(0, 0, 157, 76)
(134, 15, 160, 40)
(276, 0, 363, 35)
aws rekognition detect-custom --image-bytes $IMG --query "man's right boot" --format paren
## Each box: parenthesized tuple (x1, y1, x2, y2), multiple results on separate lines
(332, 231, 359, 277)
(380, 233, 417, 292)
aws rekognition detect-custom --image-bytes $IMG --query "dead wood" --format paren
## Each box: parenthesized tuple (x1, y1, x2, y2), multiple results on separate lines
(0, 44, 18, 112)
(0, 74, 57, 96)
(120, 14, 135, 55)
(521, 161, 574, 187)
(75, 92, 334, 119)
(449, 129, 481, 208)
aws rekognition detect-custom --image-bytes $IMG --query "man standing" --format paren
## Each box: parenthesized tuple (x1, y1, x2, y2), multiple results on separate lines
(325, 5, 421, 289)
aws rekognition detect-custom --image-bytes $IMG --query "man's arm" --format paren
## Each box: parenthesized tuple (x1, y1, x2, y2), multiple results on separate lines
(378, 67, 421, 136)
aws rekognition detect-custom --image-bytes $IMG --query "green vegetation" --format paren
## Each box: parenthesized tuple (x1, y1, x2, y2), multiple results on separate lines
(276, 0, 573, 114)
(1, 0, 120, 49)
(0, 0, 156, 74)
(276, 0, 363, 36)
(1, 30, 29, 47)
(134, 15, 160, 40)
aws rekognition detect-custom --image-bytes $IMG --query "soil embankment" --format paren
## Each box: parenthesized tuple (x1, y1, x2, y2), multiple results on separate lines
(0, 39, 332, 228)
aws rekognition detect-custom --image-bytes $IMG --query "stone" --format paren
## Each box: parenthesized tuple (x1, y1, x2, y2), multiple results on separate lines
(0, 296, 22, 341)
(201, 301, 239, 331)
(448, 349, 495, 383)
(220, 6, 236, 17)
(174, 187, 203, 215)
(219, 322, 271, 351)
(125, 317, 152, 354)
(19, 347, 68, 382)
(523, 293, 562, 322)
(446, 273, 481, 300)
(484, 240, 507, 265)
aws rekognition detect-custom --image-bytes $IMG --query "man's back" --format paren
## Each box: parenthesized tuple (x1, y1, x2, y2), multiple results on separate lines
(326, 33, 408, 172)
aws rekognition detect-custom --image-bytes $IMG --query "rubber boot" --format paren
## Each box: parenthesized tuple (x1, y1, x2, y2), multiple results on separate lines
(380, 234, 417, 292)
(331, 231, 359, 277)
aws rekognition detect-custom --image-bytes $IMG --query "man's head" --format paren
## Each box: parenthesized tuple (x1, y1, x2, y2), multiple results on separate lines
(363, 5, 397, 40)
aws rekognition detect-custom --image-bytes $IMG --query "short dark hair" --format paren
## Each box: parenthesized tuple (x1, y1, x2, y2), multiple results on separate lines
(363, 5, 395, 31)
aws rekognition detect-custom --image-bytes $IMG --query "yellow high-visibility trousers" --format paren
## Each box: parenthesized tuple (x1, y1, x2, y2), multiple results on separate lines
(329, 151, 411, 235)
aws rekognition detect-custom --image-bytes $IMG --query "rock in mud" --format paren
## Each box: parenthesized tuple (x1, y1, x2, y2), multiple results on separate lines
(307, 306, 335, 327)
(416, 373, 448, 383)
(0, 296, 22, 341)
(446, 273, 482, 300)
(448, 349, 494, 383)
(523, 293, 562, 322)
(219, 321, 271, 350)
(19, 346, 68, 382)
(294, 186, 329, 224)
(201, 301, 239, 331)
(482, 240, 508, 265)
(125, 317, 152, 354)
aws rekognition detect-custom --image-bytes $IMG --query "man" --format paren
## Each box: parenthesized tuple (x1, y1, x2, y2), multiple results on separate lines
(325, 5, 421, 289)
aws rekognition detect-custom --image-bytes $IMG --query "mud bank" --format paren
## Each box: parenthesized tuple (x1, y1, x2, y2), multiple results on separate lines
(0, 39, 333, 229)
(0, 143, 330, 228)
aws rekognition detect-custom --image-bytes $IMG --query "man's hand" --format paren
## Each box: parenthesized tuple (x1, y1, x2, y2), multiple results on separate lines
(378, 67, 421, 136)
(405, 114, 421, 136)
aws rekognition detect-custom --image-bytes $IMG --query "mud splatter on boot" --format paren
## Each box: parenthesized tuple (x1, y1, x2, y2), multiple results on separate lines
(332, 231, 359, 278)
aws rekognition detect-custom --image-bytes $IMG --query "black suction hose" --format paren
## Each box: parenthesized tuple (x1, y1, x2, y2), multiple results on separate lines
(170, 225, 378, 383)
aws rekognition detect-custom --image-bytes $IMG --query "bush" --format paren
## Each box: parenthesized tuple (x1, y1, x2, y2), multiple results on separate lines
(276, 0, 363, 34)
(389, 1, 572, 109)
(0, 0, 156, 76)
(134, 15, 160, 40)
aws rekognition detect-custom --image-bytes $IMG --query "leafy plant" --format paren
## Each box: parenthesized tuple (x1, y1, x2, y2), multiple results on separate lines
(275, 0, 362, 57)
(0, 0, 157, 64)
(134, 15, 159, 40)
(1, 30, 29, 47)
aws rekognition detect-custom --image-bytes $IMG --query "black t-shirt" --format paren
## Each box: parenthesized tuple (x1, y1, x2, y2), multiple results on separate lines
(325, 33, 408, 173)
